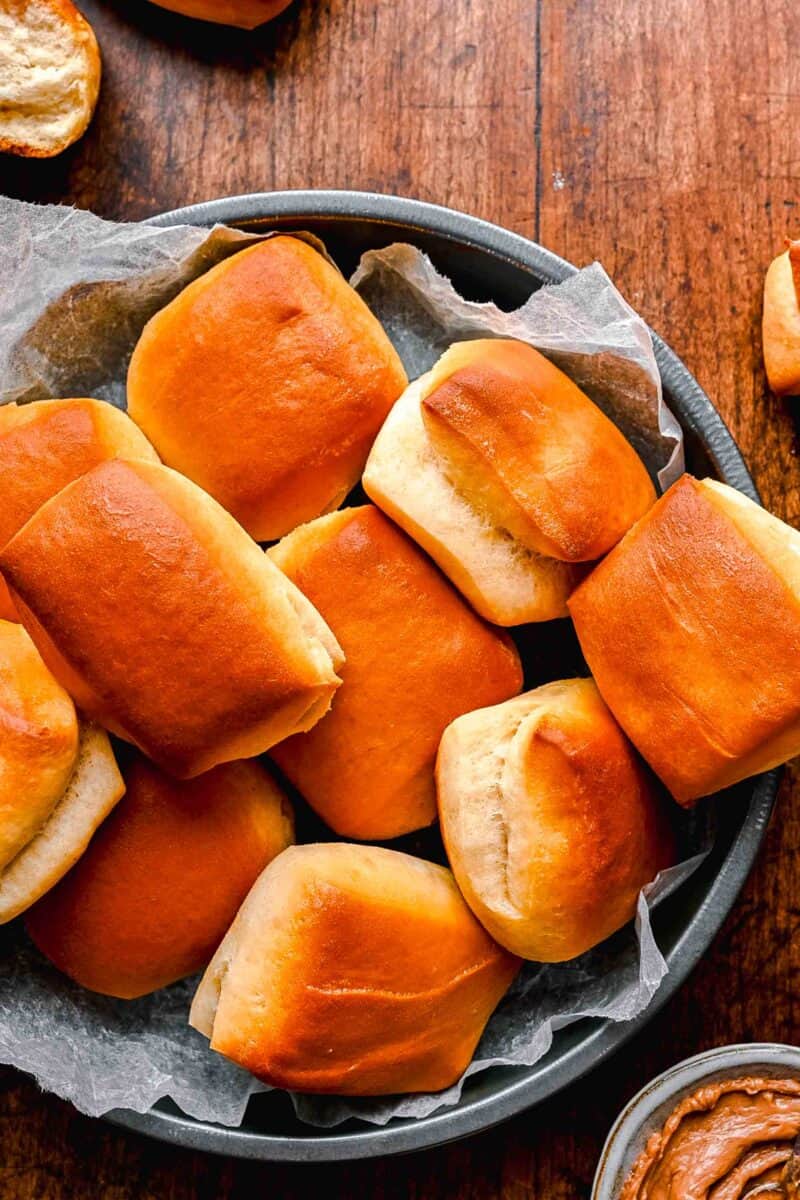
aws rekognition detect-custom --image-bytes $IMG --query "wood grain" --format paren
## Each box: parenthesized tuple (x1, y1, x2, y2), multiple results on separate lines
(2, 0, 800, 1195)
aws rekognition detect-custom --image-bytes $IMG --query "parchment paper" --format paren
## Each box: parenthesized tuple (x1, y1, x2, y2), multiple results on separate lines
(0, 196, 699, 1129)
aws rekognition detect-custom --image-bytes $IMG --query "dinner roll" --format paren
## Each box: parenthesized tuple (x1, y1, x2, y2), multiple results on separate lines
(437, 679, 675, 962)
(764, 240, 800, 396)
(127, 237, 407, 541)
(0, 0, 101, 158)
(0, 398, 158, 621)
(0, 620, 123, 923)
(0, 459, 343, 779)
(269, 505, 523, 839)
(147, 0, 292, 26)
(363, 339, 655, 624)
(569, 475, 800, 804)
(190, 843, 520, 1095)
(26, 754, 294, 999)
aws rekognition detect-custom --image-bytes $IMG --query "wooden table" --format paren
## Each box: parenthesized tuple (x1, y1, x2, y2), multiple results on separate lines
(3, 0, 799, 1194)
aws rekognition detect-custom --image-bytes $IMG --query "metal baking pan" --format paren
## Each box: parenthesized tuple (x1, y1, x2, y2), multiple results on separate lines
(106, 191, 777, 1161)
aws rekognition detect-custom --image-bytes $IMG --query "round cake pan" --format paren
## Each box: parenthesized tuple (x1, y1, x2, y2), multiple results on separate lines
(592, 1042, 800, 1199)
(105, 191, 778, 1161)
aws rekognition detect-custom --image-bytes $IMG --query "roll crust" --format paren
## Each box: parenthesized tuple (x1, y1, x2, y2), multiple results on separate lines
(146, 0, 292, 27)
(569, 475, 800, 804)
(763, 241, 800, 397)
(0, 721, 124, 923)
(0, 619, 79, 869)
(437, 679, 675, 961)
(0, 619, 123, 921)
(363, 340, 653, 624)
(0, 398, 158, 621)
(190, 843, 520, 1095)
(269, 505, 523, 839)
(26, 754, 294, 998)
(0, 459, 343, 778)
(127, 237, 407, 541)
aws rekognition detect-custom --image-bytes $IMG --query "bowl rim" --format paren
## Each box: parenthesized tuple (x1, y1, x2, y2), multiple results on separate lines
(105, 189, 778, 1162)
(591, 1041, 800, 1199)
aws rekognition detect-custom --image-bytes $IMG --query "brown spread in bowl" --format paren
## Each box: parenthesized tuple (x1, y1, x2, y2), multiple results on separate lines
(620, 1077, 800, 1199)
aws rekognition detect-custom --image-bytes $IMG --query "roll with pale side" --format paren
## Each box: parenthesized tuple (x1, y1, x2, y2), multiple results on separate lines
(127, 237, 407, 541)
(0, 398, 158, 621)
(763, 240, 800, 396)
(26, 754, 294, 999)
(437, 678, 675, 962)
(569, 475, 800, 804)
(0, 459, 343, 779)
(363, 339, 655, 624)
(269, 505, 523, 840)
(0, 620, 123, 923)
(190, 843, 520, 1095)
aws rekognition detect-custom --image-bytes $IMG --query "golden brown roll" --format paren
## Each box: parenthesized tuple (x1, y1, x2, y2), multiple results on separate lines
(0, 619, 123, 923)
(146, 0, 292, 26)
(26, 753, 294, 999)
(0, 459, 343, 779)
(363, 339, 655, 624)
(764, 239, 800, 396)
(0, 398, 158, 621)
(190, 843, 520, 1095)
(437, 679, 675, 962)
(127, 237, 407, 541)
(569, 475, 800, 804)
(269, 505, 523, 839)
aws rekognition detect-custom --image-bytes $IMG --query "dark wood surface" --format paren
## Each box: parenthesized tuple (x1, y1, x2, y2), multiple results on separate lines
(2, 0, 799, 1195)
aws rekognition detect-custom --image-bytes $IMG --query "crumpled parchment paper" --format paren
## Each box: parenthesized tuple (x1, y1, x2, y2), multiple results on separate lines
(0, 195, 700, 1129)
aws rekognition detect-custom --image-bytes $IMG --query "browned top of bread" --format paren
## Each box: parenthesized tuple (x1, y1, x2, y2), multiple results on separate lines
(127, 237, 408, 541)
(568, 475, 800, 803)
(437, 679, 674, 961)
(420, 339, 656, 562)
(190, 843, 520, 1095)
(0, 619, 78, 870)
(0, 399, 158, 621)
(269, 505, 523, 840)
(0, 459, 342, 778)
(147, 0, 292, 27)
(26, 753, 294, 998)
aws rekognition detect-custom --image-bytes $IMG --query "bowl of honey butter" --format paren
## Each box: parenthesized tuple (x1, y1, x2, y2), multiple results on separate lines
(593, 1043, 800, 1200)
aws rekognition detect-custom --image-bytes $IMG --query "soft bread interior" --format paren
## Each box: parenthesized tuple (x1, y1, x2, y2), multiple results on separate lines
(189, 847, 306, 1045)
(438, 687, 572, 926)
(0, 723, 124, 923)
(363, 376, 577, 625)
(437, 679, 670, 961)
(0, 0, 100, 156)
